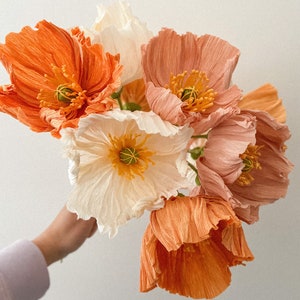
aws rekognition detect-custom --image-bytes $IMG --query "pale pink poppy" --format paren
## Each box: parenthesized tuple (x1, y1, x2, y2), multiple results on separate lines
(196, 113, 256, 186)
(228, 110, 293, 223)
(195, 111, 292, 223)
(142, 28, 242, 133)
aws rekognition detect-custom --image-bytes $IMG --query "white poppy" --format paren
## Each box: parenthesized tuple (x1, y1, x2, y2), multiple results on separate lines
(61, 110, 193, 237)
(85, 1, 153, 85)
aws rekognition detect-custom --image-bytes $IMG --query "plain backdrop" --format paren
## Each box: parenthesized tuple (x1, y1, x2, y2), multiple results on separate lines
(0, 0, 299, 299)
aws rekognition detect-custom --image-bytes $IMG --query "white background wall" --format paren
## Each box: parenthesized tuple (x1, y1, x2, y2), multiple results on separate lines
(0, 0, 299, 299)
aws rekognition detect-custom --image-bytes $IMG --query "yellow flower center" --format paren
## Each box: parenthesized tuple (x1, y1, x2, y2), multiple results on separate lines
(236, 144, 263, 186)
(108, 133, 155, 180)
(167, 70, 217, 113)
(38, 65, 87, 118)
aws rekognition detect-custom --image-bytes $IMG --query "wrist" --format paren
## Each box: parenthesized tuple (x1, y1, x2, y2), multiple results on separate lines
(33, 233, 62, 266)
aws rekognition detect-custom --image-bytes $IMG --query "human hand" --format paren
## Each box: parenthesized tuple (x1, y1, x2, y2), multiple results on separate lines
(33, 206, 97, 265)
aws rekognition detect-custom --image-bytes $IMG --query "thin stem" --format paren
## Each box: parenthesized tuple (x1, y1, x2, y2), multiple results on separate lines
(111, 88, 124, 110)
(116, 96, 124, 110)
(191, 134, 208, 139)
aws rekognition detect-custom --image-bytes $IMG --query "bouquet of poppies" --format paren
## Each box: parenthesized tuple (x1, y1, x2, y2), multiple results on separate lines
(0, 1, 292, 299)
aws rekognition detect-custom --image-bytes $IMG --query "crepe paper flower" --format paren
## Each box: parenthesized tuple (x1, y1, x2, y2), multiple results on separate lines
(140, 195, 254, 299)
(61, 110, 194, 237)
(111, 78, 150, 112)
(142, 28, 242, 133)
(0, 84, 52, 132)
(0, 20, 122, 138)
(85, 0, 153, 85)
(238, 83, 286, 123)
(227, 110, 293, 223)
(195, 110, 292, 223)
(195, 113, 257, 187)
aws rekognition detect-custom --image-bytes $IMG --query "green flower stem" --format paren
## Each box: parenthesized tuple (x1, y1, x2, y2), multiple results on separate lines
(111, 88, 124, 110)
(116, 96, 124, 110)
(191, 134, 208, 139)
(188, 162, 201, 186)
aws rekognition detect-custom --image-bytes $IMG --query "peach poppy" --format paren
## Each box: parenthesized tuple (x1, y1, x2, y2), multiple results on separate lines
(0, 20, 122, 137)
(119, 78, 150, 111)
(140, 195, 254, 299)
(238, 83, 286, 123)
(142, 28, 242, 133)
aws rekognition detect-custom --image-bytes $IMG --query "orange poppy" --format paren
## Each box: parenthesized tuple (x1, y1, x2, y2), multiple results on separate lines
(140, 195, 254, 299)
(0, 20, 122, 137)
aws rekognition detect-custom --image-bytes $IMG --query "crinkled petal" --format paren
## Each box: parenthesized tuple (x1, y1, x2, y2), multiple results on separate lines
(87, 1, 153, 84)
(0, 85, 51, 132)
(142, 28, 240, 91)
(229, 110, 293, 222)
(140, 196, 253, 299)
(61, 110, 193, 237)
(0, 20, 122, 137)
(145, 82, 186, 125)
(239, 83, 286, 123)
(120, 79, 150, 111)
(200, 113, 256, 184)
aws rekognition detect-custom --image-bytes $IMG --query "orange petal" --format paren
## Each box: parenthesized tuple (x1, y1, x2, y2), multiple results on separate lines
(239, 83, 286, 123)
(155, 239, 231, 299)
(0, 20, 122, 136)
(150, 196, 237, 251)
(0, 21, 82, 105)
(0, 85, 51, 132)
(140, 225, 160, 292)
(141, 196, 254, 298)
(121, 79, 150, 111)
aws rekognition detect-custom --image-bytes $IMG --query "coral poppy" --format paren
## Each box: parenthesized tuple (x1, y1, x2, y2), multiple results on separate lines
(61, 110, 193, 237)
(140, 195, 254, 299)
(142, 28, 242, 133)
(0, 20, 122, 137)
(86, 0, 153, 85)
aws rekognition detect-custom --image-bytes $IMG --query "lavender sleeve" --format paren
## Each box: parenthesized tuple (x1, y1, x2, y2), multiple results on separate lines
(0, 239, 50, 300)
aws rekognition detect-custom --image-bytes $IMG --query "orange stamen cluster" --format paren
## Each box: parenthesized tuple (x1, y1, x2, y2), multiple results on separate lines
(167, 70, 217, 113)
(38, 65, 87, 119)
(237, 144, 263, 186)
(108, 133, 155, 180)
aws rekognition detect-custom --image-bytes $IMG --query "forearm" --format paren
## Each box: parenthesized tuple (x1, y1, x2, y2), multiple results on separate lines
(0, 240, 50, 300)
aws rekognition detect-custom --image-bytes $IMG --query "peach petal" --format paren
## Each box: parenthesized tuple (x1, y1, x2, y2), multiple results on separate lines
(145, 82, 186, 125)
(239, 84, 286, 123)
(142, 28, 240, 91)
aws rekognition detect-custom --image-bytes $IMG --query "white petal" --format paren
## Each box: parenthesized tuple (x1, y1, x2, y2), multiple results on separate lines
(86, 1, 153, 85)
(61, 111, 193, 236)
